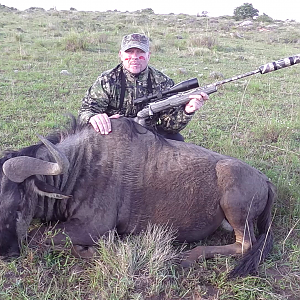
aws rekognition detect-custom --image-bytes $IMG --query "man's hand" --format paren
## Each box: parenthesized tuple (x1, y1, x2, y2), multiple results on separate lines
(89, 113, 121, 134)
(185, 92, 209, 114)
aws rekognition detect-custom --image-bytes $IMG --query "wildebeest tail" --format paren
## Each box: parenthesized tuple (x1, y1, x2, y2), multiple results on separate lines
(229, 181, 276, 278)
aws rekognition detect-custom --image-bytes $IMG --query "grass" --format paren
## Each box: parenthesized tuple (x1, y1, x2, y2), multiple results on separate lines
(0, 5, 300, 299)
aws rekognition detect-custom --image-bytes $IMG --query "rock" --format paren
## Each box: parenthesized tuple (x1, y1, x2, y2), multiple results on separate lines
(177, 68, 187, 74)
(60, 70, 72, 76)
(238, 20, 253, 27)
(210, 71, 224, 79)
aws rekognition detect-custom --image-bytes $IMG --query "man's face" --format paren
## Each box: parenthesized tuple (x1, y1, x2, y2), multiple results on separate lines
(119, 48, 150, 75)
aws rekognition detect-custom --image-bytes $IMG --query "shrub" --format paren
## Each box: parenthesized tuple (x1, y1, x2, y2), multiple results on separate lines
(151, 40, 164, 53)
(187, 47, 211, 56)
(234, 3, 259, 21)
(139, 8, 155, 14)
(15, 33, 23, 42)
(189, 36, 217, 49)
(62, 32, 88, 52)
(98, 33, 109, 44)
(281, 31, 300, 43)
(256, 13, 274, 23)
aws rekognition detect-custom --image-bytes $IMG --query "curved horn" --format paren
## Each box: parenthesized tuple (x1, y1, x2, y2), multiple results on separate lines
(3, 135, 69, 183)
(37, 135, 70, 173)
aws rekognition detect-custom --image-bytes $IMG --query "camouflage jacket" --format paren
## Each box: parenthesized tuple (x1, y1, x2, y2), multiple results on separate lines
(78, 63, 194, 133)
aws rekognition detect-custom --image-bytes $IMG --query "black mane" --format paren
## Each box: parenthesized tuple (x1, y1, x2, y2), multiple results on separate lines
(0, 115, 170, 166)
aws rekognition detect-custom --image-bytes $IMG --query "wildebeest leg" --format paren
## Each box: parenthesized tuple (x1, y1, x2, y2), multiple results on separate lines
(181, 226, 254, 268)
(71, 245, 96, 258)
(28, 219, 108, 257)
(181, 187, 257, 268)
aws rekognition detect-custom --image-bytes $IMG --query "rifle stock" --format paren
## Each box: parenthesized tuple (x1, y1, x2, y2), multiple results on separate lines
(136, 85, 217, 118)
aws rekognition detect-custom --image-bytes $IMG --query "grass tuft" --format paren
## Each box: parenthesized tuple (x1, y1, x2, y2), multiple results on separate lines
(62, 32, 88, 52)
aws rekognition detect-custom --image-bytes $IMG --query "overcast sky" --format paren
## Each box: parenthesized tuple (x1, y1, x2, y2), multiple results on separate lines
(2, 0, 300, 22)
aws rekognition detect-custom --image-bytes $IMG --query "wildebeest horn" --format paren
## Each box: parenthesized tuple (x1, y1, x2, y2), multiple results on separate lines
(3, 135, 69, 183)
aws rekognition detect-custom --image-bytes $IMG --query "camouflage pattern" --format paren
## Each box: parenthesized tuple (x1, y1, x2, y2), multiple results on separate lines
(258, 54, 300, 74)
(137, 85, 217, 119)
(78, 63, 194, 133)
(121, 33, 149, 53)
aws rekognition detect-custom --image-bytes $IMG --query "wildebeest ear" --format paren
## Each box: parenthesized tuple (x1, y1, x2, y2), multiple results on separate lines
(33, 178, 71, 200)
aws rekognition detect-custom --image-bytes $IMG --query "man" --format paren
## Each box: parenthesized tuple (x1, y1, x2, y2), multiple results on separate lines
(78, 33, 209, 141)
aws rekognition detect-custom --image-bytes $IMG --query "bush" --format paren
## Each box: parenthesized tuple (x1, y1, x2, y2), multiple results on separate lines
(139, 8, 155, 14)
(189, 36, 217, 49)
(234, 3, 259, 21)
(62, 32, 88, 52)
(151, 40, 164, 53)
(256, 13, 274, 23)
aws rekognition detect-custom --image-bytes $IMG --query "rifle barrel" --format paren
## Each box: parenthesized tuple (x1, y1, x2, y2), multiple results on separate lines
(214, 54, 300, 87)
(259, 54, 300, 74)
(215, 69, 261, 87)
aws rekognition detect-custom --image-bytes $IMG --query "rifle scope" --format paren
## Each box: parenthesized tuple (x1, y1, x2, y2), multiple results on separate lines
(134, 77, 199, 104)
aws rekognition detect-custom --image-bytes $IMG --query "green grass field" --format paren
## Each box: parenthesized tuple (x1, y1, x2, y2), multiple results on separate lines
(0, 5, 300, 299)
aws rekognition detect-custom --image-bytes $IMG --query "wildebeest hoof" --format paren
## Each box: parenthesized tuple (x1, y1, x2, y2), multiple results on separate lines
(180, 259, 194, 268)
(176, 251, 193, 268)
(0, 251, 20, 261)
(71, 245, 96, 258)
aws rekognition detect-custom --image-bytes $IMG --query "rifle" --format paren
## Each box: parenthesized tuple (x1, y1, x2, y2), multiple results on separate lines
(134, 54, 300, 120)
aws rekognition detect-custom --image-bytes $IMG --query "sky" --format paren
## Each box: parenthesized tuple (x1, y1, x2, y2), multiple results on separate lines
(1, 0, 300, 22)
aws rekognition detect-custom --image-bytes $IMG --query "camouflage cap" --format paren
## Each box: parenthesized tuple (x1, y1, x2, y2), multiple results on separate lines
(120, 33, 150, 52)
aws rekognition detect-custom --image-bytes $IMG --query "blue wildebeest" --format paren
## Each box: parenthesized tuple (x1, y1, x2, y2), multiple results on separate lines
(0, 117, 275, 277)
